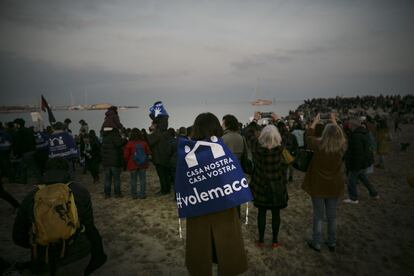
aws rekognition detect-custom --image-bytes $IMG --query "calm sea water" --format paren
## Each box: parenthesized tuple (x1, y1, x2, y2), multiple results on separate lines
(0, 100, 302, 133)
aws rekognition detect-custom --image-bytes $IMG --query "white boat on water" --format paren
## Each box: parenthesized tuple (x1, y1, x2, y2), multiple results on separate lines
(251, 99, 273, 106)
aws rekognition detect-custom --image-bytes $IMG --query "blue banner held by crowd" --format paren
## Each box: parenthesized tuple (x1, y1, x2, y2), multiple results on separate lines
(175, 136, 253, 219)
(48, 131, 79, 159)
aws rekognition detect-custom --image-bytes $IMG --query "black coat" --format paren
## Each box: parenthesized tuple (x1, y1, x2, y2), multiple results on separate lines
(12, 127, 36, 157)
(345, 127, 374, 171)
(147, 130, 172, 166)
(101, 129, 125, 168)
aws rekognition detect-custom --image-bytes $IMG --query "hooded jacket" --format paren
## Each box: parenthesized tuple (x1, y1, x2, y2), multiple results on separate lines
(345, 126, 374, 171)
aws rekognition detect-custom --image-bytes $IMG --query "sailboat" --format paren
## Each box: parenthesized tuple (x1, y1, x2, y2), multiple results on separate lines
(251, 79, 273, 106)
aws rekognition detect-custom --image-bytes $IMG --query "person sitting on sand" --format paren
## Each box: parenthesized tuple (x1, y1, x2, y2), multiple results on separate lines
(185, 112, 248, 276)
(244, 112, 289, 249)
(12, 157, 107, 275)
(302, 113, 347, 252)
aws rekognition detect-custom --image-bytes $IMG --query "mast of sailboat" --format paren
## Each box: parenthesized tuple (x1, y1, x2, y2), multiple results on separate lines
(256, 77, 261, 99)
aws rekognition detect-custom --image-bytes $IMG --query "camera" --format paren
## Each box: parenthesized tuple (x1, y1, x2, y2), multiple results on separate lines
(260, 112, 272, 118)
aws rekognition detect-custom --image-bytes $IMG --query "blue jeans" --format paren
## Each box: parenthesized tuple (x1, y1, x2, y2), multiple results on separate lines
(104, 167, 121, 196)
(130, 169, 146, 197)
(347, 169, 378, 200)
(311, 197, 338, 248)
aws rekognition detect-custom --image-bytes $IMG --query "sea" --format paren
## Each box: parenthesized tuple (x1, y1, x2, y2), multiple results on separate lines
(0, 100, 303, 133)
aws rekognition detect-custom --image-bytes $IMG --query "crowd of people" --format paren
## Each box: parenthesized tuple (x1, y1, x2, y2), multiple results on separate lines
(0, 95, 412, 275)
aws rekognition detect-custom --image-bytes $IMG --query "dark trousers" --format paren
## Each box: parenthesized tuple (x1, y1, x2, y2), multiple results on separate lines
(257, 207, 281, 243)
(155, 164, 170, 194)
(15, 151, 41, 183)
(86, 160, 100, 181)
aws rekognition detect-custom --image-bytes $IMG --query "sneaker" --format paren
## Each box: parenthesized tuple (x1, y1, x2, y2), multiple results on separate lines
(343, 198, 359, 204)
(255, 241, 265, 248)
(271, 242, 282, 249)
(324, 241, 336, 252)
(307, 241, 321, 252)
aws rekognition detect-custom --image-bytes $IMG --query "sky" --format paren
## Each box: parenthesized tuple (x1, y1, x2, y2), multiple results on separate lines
(1, 0, 413, 107)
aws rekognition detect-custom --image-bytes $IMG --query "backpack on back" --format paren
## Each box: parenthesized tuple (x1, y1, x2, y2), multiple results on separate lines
(133, 143, 148, 165)
(31, 183, 80, 263)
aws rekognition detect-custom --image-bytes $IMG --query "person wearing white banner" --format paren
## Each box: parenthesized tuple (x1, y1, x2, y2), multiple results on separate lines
(185, 112, 248, 276)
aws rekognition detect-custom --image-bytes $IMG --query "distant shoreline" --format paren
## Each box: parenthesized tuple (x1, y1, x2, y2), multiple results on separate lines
(0, 105, 139, 114)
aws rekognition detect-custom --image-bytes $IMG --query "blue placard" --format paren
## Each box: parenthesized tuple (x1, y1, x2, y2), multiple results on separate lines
(175, 136, 253, 219)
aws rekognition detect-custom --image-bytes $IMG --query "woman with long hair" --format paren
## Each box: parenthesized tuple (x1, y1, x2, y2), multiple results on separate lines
(185, 112, 248, 276)
(302, 113, 347, 252)
(245, 112, 290, 249)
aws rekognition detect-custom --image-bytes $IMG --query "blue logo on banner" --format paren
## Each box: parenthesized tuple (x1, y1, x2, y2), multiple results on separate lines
(175, 136, 253, 219)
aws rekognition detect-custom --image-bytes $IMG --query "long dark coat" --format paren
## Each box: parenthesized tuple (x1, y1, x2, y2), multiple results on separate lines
(101, 129, 125, 168)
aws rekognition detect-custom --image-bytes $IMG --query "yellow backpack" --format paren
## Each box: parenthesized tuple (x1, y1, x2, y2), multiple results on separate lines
(31, 183, 80, 263)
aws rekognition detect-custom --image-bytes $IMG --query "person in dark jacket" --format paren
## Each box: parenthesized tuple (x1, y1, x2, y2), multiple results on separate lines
(343, 119, 379, 204)
(101, 127, 126, 198)
(0, 123, 13, 181)
(33, 129, 49, 176)
(81, 131, 102, 184)
(147, 116, 172, 195)
(302, 113, 347, 252)
(245, 112, 289, 249)
(12, 118, 41, 184)
(12, 157, 107, 275)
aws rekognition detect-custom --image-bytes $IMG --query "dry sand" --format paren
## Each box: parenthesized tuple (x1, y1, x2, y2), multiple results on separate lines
(1, 124, 414, 275)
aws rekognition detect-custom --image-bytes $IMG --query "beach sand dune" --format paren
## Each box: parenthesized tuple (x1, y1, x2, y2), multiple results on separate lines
(1, 125, 414, 275)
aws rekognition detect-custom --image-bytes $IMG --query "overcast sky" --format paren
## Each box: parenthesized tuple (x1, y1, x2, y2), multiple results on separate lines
(1, 0, 413, 107)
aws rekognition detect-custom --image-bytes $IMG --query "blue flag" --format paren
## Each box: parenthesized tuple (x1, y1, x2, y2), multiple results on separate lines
(149, 101, 169, 119)
(175, 136, 253, 219)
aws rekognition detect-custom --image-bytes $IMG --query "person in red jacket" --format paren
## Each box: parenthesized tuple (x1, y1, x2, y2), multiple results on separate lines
(124, 128, 151, 199)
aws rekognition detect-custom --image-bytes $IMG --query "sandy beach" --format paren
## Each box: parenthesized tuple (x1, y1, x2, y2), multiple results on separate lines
(1, 124, 414, 275)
